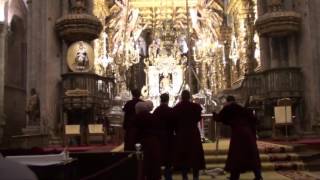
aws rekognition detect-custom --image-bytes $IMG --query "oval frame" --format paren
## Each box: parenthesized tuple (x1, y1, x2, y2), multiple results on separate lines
(67, 41, 94, 72)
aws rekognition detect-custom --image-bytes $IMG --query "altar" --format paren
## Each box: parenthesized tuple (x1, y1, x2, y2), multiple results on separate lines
(144, 53, 184, 107)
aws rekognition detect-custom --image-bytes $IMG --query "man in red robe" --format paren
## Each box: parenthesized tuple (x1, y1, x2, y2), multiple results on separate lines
(135, 101, 161, 180)
(173, 90, 205, 180)
(153, 93, 175, 180)
(213, 95, 262, 180)
(123, 89, 142, 151)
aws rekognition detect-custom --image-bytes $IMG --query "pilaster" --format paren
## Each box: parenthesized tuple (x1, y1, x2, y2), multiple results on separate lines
(0, 22, 7, 144)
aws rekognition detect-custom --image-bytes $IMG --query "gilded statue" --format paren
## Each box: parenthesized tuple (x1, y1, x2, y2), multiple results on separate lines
(148, 38, 161, 60)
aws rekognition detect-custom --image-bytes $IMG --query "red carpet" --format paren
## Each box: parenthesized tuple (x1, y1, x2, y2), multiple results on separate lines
(264, 137, 320, 146)
(277, 171, 319, 180)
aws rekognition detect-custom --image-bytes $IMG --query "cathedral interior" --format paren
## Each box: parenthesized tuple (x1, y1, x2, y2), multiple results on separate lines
(1, 0, 320, 179)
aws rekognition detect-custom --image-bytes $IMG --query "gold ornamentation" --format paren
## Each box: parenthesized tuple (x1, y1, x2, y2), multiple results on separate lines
(67, 41, 94, 72)
(65, 88, 90, 97)
(93, 0, 110, 75)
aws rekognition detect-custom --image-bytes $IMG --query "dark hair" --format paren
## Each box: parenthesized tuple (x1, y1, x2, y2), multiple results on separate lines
(131, 89, 141, 98)
(160, 93, 169, 103)
(226, 95, 236, 102)
(181, 90, 191, 101)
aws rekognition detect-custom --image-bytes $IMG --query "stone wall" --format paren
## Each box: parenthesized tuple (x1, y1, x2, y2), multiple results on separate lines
(2, 0, 27, 144)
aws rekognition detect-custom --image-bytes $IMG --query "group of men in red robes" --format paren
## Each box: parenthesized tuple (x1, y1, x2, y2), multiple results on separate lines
(123, 89, 262, 180)
(123, 90, 205, 180)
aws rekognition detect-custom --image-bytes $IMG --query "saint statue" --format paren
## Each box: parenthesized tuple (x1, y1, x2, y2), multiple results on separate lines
(75, 42, 89, 70)
(148, 38, 161, 60)
(160, 73, 172, 94)
(25, 88, 40, 126)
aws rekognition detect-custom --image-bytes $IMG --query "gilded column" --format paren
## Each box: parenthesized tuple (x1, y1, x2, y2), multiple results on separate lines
(242, 0, 256, 74)
(220, 20, 232, 88)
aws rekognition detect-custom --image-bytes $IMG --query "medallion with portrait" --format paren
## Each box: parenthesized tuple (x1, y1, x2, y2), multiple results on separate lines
(67, 41, 94, 72)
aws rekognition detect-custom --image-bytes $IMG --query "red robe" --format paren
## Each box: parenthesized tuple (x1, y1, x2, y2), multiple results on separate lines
(135, 111, 161, 180)
(153, 104, 175, 166)
(172, 101, 206, 170)
(123, 98, 142, 151)
(216, 103, 261, 173)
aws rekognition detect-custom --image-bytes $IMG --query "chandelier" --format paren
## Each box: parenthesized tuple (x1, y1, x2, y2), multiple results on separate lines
(107, 0, 143, 69)
(188, 0, 223, 63)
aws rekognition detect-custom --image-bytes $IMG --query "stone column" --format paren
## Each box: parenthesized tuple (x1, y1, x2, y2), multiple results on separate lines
(0, 22, 7, 143)
(256, 0, 269, 71)
(259, 37, 270, 70)
(269, 38, 278, 68)
(288, 36, 297, 67)
(27, 0, 63, 137)
(26, 0, 40, 94)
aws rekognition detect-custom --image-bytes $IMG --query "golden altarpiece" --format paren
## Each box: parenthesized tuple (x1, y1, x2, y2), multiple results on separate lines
(52, 0, 305, 142)
(88, 0, 304, 138)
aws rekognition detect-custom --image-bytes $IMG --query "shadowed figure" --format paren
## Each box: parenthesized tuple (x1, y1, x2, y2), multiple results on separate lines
(153, 93, 175, 180)
(173, 90, 205, 180)
(122, 89, 143, 151)
(135, 101, 161, 180)
(213, 96, 262, 180)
